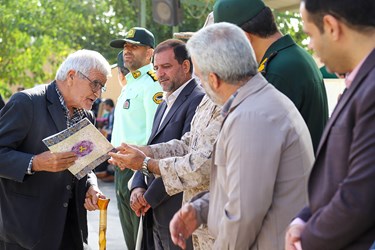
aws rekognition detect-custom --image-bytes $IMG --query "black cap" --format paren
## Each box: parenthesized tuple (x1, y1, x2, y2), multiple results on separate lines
(110, 27, 155, 49)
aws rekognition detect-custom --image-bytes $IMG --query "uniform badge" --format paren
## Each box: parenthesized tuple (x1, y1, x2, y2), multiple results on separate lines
(258, 57, 268, 73)
(147, 70, 158, 82)
(127, 29, 135, 38)
(132, 70, 141, 79)
(153, 92, 163, 104)
(123, 99, 130, 109)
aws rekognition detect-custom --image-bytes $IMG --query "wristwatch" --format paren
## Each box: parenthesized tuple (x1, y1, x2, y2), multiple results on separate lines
(26, 156, 35, 175)
(141, 157, 151, 177)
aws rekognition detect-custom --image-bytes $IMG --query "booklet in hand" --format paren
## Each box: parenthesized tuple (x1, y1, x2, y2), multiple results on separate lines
(43, 118, 115, 179)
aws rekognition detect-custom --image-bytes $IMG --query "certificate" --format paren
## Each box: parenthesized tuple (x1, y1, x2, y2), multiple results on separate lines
(43, 118, 114, 179)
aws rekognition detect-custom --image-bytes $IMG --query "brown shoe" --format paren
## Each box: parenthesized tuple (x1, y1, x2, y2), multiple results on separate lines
(101, 175, 115, 183)
(95, 171, 109, 179)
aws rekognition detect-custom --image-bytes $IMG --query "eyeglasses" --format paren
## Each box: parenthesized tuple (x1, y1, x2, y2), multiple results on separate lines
(77, 71, 106, 93)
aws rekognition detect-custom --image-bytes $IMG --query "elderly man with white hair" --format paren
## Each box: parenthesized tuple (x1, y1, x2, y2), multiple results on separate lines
(0, 49, 110, 249)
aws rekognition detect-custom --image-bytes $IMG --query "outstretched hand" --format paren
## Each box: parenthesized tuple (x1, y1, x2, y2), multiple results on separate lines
(108, 143, 146, 171)
(170, 203, 200, 249)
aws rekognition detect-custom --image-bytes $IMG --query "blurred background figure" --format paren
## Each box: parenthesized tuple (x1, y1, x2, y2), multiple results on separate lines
(16, 86, 25, 92)
(117, 51, 129, 88)
(100, 98, 115, 141)
(95, 98, 116, 183)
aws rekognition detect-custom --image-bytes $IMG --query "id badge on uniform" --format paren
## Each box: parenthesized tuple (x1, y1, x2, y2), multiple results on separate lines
(123, 99, 130, 109)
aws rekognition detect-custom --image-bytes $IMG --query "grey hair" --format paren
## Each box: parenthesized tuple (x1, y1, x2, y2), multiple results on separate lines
(55, 49, 111, 80)
(187, 22, 257, 84)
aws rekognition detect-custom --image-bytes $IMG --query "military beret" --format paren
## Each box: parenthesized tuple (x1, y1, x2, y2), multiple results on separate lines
(214, 0, 266, 26)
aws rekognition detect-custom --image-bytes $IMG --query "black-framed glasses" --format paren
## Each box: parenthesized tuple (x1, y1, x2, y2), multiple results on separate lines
(77, 71, 106, 93)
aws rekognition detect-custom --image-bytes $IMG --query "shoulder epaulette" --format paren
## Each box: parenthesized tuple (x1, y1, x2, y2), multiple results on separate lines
(258, 51, 278, 75)
(147, 70, 158, 82)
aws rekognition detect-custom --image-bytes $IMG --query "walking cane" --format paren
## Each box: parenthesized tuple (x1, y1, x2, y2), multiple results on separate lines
(97, 198, 110, 250)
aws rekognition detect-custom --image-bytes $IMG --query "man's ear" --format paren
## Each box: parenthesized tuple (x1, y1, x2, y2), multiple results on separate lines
(208, 72, 220, 90)
(323, 15, 341, 41)
(67, 70, 76, 85)
(182, 59, 191, 74)
(147, 48, 154, 61)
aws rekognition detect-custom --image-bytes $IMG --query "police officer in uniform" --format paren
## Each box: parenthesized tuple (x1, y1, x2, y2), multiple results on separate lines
(214, 0, 329, 152)
(110, 27, 162, 250)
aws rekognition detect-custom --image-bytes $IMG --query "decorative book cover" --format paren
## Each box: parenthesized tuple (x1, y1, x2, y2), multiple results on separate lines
(42, 117, 115, 179)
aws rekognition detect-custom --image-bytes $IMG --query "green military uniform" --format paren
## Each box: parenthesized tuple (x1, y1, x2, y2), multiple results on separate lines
(258, 34, 329, 152)
(214, 0, 329, 152)
(111, 63, 162, 250)
(320, 65, 338, 79)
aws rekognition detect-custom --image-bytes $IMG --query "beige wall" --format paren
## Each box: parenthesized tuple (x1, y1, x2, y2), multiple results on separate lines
(324, 78, 345, 116)
(101, 67, 122, 105)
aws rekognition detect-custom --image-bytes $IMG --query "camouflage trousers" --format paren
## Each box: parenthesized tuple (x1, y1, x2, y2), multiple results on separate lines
(192, 230, 215, 250)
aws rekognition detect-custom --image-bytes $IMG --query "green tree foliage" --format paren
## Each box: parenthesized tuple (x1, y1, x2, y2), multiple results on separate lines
(0, 0, 306, 98)
(275, 11, 309, 50)
(0, 0, 212, 97)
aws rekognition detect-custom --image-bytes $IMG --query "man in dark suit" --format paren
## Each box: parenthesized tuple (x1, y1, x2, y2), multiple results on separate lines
(0, 49, 110, 249)
(285, 1, 375, 249)
(129, 39, 204, 250)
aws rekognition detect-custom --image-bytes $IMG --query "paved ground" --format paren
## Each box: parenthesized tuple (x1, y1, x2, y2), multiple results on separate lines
(87, 179, 127, 250)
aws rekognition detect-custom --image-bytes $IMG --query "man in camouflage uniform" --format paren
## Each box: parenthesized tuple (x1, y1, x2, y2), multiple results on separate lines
(109, 94, 222, 249)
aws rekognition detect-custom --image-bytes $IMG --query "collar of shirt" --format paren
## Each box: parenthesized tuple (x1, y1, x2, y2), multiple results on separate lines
(260, 34, 295, 65)
(221, 91, 239, 118)
(125, 63, 153, 84)
(345, 52, 371, 88)
(55, 85, 85, 127)
(163, 78, 192, 107)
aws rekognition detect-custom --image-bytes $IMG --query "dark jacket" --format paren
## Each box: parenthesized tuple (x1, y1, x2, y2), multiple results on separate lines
(298, 49, 375, 250)
(0, 82, 97, 249)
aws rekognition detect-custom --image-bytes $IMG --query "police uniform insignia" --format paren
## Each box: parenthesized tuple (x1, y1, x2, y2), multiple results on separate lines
(123, 99, 130, 109)
(132, 70, 141, 79)
(147, 70, 158, 82)
(127, 29, 135, 38)
(153, 92, 163, 104)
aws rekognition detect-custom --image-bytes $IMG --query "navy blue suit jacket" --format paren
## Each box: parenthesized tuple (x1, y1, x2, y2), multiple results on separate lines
(131, 79, 204, 228)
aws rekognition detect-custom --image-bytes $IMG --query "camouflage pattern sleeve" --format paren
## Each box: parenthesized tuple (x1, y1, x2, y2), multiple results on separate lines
(157, 96, 223, 201)
(148, 131, 191, 159)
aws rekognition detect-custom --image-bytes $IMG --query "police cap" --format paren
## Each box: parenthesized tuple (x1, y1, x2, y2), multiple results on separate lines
(110, 27, 155, 49)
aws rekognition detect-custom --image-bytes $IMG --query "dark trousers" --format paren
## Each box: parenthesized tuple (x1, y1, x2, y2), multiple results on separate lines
(60, 198, 87, 250)
(142, 211, 155, 250)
